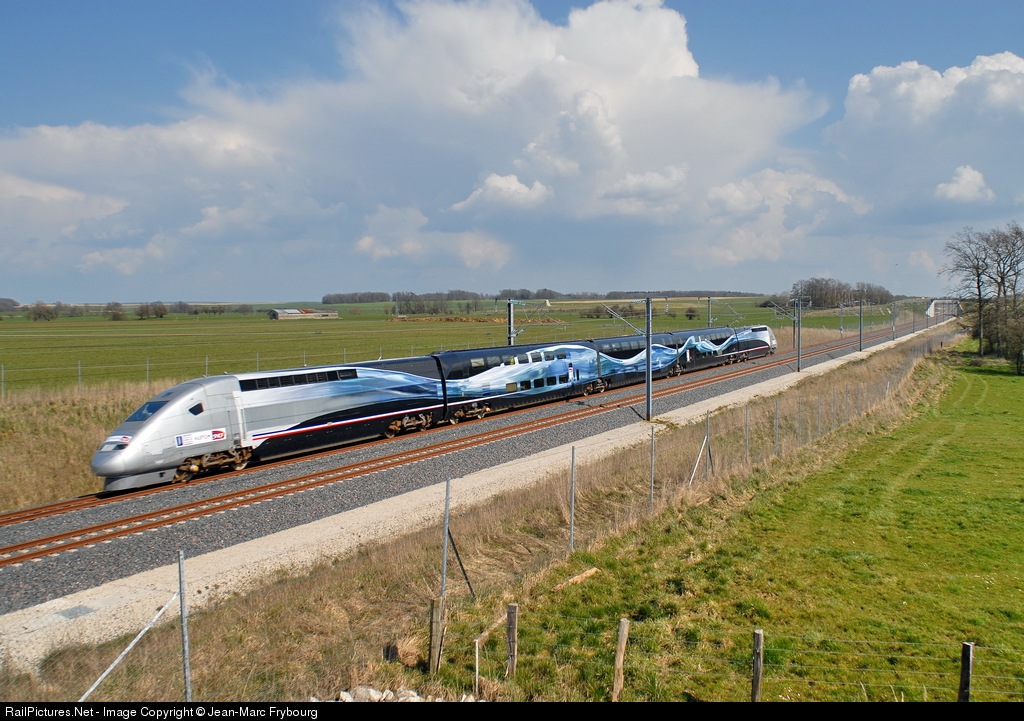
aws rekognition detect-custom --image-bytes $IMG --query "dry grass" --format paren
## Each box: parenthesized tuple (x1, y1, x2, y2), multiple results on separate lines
(0, 382, 163, 508)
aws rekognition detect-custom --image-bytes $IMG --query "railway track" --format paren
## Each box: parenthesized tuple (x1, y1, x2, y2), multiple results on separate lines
(0, 324, 913, 568)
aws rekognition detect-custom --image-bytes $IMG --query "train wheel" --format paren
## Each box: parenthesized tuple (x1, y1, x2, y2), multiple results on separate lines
(232, 460, 249, 471)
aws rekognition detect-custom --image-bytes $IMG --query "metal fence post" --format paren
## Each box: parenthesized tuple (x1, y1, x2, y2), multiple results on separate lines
(570, 446, 576, 553)
(649, 426, 655, 509)
(178, 550, 192, 702)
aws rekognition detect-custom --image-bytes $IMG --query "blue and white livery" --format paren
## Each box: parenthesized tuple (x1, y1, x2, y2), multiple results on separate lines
(92, 325, 776, 491)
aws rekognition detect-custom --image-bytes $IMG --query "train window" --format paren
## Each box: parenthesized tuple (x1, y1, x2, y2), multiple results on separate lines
(279, 375, 294, 387)
(486, 356, 502, 368)
(543, 352, 555, 361)
(752, 326, 768, 332)
(188, 403, 204, 416)
(556, 351, 567, 360)
(558, 375, 569, 384)
(506, 382, 518, 393)
(126, 401, 167, 422)
(533, 379, 544, 389)
(520, 381, 531, 391)
(470, 358, 485, 369)
(546, 377, 557, 386)
(516, 354, 529, 364)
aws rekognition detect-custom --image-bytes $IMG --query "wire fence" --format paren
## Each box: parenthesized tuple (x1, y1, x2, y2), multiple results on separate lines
(446, 607, 1024, 702)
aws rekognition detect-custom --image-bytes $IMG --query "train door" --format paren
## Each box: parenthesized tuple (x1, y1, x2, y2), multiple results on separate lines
(205, 387, 244, 451)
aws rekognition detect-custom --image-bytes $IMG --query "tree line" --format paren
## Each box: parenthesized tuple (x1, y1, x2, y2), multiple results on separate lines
(944, 221, 1024, 373)
(16, 301, 259, 321)
(761, 280, 895, 311)
(323, 288, 762, 306)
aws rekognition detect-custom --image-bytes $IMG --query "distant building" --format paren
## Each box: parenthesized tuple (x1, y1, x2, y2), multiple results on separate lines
(268, 308, 338, 320)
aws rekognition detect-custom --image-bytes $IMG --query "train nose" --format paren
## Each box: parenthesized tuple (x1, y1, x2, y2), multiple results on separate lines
(91, 451, 127, 477)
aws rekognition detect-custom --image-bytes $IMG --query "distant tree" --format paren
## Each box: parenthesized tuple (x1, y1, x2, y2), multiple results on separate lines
(498, 288, 533, 300)
(685, 306, 698, 320)
(136, 303, 152, 320)
(151, 301, 168, 318)
(322, 292, 390, 304)
(534, 288, 563, 300)
(104, 302, 126, 321)
(27, 301, 58, 321)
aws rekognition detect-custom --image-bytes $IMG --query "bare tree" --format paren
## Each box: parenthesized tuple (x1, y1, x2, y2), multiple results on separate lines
(943, 227, 992, 356)
(27, 301, 57, 321)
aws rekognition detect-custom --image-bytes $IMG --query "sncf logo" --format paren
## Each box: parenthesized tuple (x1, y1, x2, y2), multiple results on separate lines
(212, 429, 226, 440)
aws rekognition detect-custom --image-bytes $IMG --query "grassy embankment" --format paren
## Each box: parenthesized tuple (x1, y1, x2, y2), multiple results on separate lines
(7, 327, 1019, 702)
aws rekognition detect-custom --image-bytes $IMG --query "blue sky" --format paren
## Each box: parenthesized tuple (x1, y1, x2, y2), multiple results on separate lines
(2, 0, 1022, 303)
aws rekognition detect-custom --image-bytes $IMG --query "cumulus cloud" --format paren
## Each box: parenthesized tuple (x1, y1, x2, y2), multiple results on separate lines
(935, 165, 995, 203)
(452, 173, 551, 210)
(825, 52, 1024, 217)
(700, 169, 869, 265)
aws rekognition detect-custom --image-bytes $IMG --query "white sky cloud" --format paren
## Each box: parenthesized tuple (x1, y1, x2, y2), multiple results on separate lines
(935, 165, 995, 203)
(452, 173, 552, 210)
(1, 1, 1022, 302)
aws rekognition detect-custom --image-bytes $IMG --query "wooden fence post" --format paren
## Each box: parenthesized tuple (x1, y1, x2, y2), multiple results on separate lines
(958, 641, 974, 702)
(751, 629, 764, 702)
(428, 596, 445, 675)
(505, 603, 519, 678)
(612, 618, 630, 702)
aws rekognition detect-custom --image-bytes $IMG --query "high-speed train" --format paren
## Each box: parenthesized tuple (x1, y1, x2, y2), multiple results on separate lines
(92, 324, 776, 492)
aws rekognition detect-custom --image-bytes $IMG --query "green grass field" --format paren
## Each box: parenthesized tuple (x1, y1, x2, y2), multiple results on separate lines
(0, 297, 907, 393)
